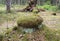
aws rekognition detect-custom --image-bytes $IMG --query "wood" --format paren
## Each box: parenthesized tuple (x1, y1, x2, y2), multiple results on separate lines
(6, 0, 11, 13)
(18, 0, 37, 12)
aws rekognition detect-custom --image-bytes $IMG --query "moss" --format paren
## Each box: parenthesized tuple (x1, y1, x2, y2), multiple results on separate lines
(17, 14, 43, 28)
(41, 25, 60, 41)
(0, 34, 4, 41)
(5, 28, 12, 35)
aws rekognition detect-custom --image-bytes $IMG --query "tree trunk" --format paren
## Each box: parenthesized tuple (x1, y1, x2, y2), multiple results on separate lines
(51, 0, 58, 5)
(58, 0, 60, 9)
(6, 0, 11, 13)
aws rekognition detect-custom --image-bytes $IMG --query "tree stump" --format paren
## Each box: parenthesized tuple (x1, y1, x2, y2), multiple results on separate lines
(17, 0, 37, 12)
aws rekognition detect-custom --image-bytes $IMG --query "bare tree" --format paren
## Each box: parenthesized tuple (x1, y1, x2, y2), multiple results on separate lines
(6, 0, 11, 13)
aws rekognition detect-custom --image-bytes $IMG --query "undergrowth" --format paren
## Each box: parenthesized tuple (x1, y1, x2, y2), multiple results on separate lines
(0, 24, 60, 41)
(37, 4, 58, 12)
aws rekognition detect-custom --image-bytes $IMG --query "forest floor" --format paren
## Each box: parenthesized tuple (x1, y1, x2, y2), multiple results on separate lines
(39, 11, 60, 29)
(0, 11, 60, 33)
(0, 5, 60, 41)
(0, 11, 60, 41)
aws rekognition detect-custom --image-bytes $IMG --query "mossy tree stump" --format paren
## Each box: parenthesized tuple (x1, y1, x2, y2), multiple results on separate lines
(17, 14, 43, 28)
